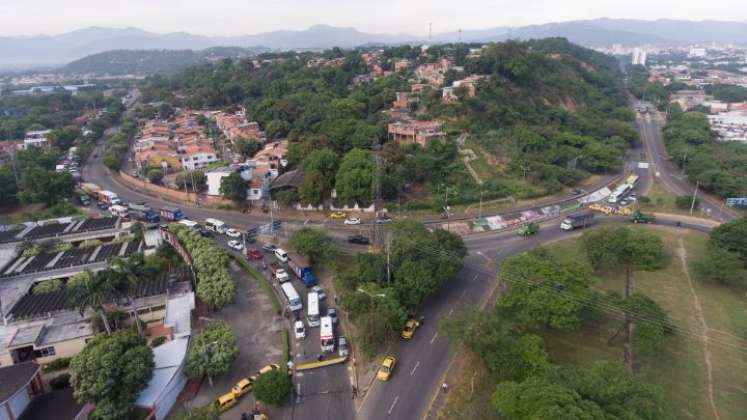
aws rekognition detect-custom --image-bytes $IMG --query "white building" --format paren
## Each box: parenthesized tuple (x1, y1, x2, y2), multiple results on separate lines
(18, 129, 51, 150)
(632, 48, 648, 66)
(134, 337, 190, 420)
(708, 111, 747, 143)
(205, 164, 259, 199)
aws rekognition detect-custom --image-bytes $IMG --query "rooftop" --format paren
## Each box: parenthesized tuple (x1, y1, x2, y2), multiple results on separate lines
(0, 362, 40, 403)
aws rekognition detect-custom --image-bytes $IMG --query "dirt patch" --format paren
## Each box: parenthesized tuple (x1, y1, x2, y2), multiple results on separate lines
(677, 238, 721, 420)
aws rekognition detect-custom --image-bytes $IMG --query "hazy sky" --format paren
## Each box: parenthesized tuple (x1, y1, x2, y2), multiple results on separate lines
(1, 0, 745, 37)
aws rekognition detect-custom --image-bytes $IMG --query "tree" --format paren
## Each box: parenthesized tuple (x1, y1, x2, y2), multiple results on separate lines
(709, 217, 747, 264)
(69, 330, 154, 419)
(34, 279, 64, 294)
(185, 321, 239, 387)
(173, 403, 219, 420)
(234, 137, 262, 158)
(219, 172, 248, 204)
(582, 227, 666, 370)
(441, 307, 551, 381)
(48, 127, 80, 151)
(675, 195, 699, 210)
(493, 376, 606, 420)
(289, 228, 337, 265)
(335, 148, 373, 205)
(498, 248, 596, 331)
(606, 292, 671, 357)
(147, 168, 164, 184)
(70, 269, 128, 335)
(253, 369, 293, 406)
(693, 245, 747, 287)
(176, 170, 207, 191)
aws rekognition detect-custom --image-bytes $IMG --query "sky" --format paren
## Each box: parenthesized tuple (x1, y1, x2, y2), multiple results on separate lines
(1, 0, 746, 37)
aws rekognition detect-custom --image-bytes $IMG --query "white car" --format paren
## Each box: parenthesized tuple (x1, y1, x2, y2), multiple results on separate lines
(294, 320, 306, 340)
(311, 285, 326, 300)
(344, 217, 361, 225)
(225, 228, 241, 238)
(275, 268, 290, 283)
(338, 336, 349, 357)
(227, 240, 243, 251)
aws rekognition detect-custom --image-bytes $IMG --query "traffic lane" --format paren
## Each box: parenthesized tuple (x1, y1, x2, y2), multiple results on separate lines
(294, 364, 354, 420)
(641, 116, 738, 221)
(356, 259, 496, 420)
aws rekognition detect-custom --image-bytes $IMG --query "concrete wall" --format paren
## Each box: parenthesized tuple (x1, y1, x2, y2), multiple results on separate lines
(34, 337, 90, 366)
(118, 171, 230, 207)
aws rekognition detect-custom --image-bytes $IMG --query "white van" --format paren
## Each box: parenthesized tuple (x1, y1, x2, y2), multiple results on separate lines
(178, 219, 199, 229)
(320, 316, 335, 353)
(275, 248, 289, 263)
(204, 218, 227, 234)
(281, 282, 302, 312)
(307, 292, 320, 327)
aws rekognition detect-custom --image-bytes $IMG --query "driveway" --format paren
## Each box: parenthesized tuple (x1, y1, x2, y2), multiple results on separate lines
(175, 259, 288, 418)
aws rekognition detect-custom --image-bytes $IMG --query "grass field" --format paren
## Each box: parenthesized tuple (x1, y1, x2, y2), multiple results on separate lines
(547, 227, 747, 420)
(439, 226, 747, 420)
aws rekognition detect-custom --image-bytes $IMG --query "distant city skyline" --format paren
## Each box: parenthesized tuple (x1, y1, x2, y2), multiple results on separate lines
(1, 0, 746, 37)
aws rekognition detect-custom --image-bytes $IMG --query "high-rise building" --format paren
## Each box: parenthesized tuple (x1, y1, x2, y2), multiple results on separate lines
(632, 48, 647, 66)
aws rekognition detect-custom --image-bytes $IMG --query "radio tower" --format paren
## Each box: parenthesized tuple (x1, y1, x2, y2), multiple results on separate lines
(429, 22, 433, 42)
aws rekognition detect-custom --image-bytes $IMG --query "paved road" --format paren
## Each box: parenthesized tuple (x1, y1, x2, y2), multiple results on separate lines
(637, 111, 740, 222)
(355, 212, 715, 420)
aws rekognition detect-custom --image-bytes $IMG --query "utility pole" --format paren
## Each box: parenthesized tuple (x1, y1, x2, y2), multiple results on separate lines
(478, 188, 484, 221)
(371, 144, 384, 249)
(689, 180, 699, 216)
(386, 233, 391, 285)
(429, 22, 433, 42)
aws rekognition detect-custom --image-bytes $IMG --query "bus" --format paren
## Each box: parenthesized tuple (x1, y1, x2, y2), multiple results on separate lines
(625, 174, 640, 187)
(320, 316, 335, 353)
(204, 218, 227, 234)
(281, 282, 302, 312)
(307, 292, 320, 327)
(607, 184, 633, 204)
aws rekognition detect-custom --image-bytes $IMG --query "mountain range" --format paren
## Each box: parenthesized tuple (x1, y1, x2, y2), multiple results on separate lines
(2, 19, 747, 70)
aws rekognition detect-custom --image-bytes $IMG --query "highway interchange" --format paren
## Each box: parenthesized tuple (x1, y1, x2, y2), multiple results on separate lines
(81, 102, 735, 420)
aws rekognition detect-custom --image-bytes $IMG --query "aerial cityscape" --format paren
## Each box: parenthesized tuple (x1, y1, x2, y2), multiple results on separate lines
(1, 2, 746, 420)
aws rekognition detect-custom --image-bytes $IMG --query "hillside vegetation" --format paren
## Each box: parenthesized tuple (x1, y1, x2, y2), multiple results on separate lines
(62, 47, 260, 75)
(144, 38, 634, 206)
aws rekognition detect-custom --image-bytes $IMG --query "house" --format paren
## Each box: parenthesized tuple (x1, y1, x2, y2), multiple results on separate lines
(394, 59, 411, 72)
(134, 337, 190, 420)
(18, 130, 51, 150)
(214, 112, 264, 141)
(205, 141, 287, 200)
(443, 75, 487, 102)
(414, 58, 453, 87)
(707, 111, 747, 143)
(177, 140, 217, 171)
(387, 118, 446, 147)
(0, 362, 45, 420)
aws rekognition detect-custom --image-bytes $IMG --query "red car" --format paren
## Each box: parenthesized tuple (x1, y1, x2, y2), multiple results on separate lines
(246, 249, 262, 260)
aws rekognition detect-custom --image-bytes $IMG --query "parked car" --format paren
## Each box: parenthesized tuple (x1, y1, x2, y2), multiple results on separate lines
(348, 234, 370, 245)
(262, 244, 278, 253)
(294, 320, 306, 340)
(338, 336, 350, 357)
(228, 240, 243, 251)
(274, 268, 290, 283)
(246, 249, 262, 260)
(226, 228, 242, 238)
(329, 211, 347, 220)
(327, 307, 338, 324)
(377, 355, 396, 381)
(376, 215, 392, 224)
(249, 364, 281, 382)
(231, 378, 253, 397)
(311, 285, 326, 300)
(344, 217, 361, 225)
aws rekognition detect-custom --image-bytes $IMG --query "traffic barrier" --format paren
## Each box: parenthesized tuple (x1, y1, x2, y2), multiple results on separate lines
(295, 356, 348, 371)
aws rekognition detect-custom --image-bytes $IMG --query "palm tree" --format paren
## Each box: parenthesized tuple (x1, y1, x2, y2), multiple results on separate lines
(70, 269, 127, 335)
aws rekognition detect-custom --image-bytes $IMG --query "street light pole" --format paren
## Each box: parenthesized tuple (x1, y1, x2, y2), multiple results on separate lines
(689, 180, 699, 216)
(202, 340, 219, 387)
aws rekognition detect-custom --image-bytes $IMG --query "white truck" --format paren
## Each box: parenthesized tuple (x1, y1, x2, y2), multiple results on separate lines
(320, 316, 335, 353)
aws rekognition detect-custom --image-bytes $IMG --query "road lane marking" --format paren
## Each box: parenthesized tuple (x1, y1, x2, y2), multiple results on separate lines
(410, 360, 420, 376)
(388, 395, 400, 415)
(471, 274, 479, 281)
(448, 309, 454, 316)
(460, 290, 467, 299)
(476, 251, 491, 262)
(430, 332, 439, 344)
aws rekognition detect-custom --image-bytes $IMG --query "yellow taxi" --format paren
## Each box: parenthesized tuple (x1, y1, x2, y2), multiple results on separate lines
(231, 378, 252, 397)
(250, 363, 283, 382)
(377, 355, 397, 381)
(330, 211, 348, 220)
(216, 392, 238, 412)
(401, 319, 419, 339)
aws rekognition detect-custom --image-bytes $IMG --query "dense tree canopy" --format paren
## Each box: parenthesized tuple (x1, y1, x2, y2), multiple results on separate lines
(663, 111, 747, 198)
(69, 330, 154, 419)
(185, 320, 239, 382)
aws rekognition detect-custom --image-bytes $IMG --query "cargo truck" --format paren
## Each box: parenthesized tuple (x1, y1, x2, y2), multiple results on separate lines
(109, 204, 129, 218)
(630, 210, 655, 224)
(287, 256, 318, 287)
(129, 203, 160, 224)
(160, 206, 185, 222)
(560, 211, 595, 231)
(517, 222, 539, 237)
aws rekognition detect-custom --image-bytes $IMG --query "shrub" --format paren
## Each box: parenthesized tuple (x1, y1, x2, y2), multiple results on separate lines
(50, 373, 71, 389)
(150, 336, 167, 348)
(638, 195, 651, 204)
(675, 195, 699, 210)
(43, 357, 71, 373)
